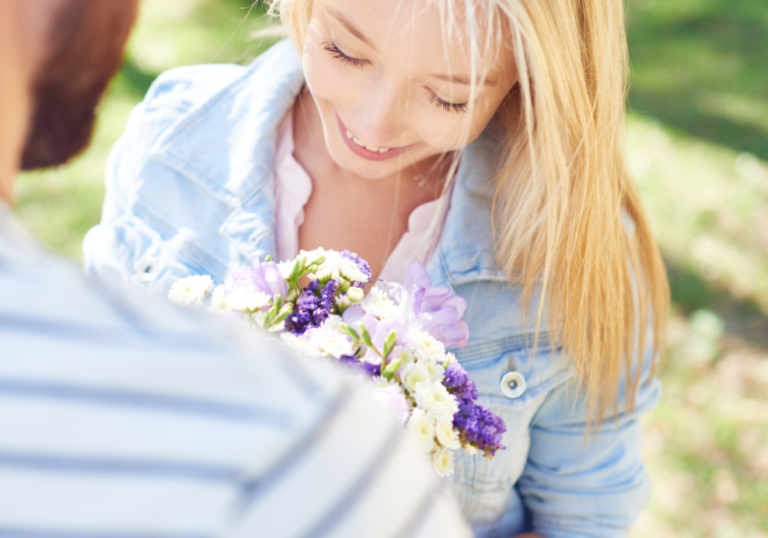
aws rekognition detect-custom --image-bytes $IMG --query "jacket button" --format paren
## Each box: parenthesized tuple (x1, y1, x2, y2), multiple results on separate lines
(138, 257, 158, 282)
(500, 371, 526, 399)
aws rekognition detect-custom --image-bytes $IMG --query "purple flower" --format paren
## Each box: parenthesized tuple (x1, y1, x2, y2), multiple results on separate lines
(443, 360, 505, 456)
(403, 262, 469, 348)
(453, 401, 507, 457)
(369, 384, 409, 425)
(444, 362, 470, 389)
(287, 279, 339, 335)
(230, 259, 288, 300)
(361, 360, 382, 377)
(341, 250, 371, 288)
(342, 305, 409, 362)
(222, 259, 289, 312)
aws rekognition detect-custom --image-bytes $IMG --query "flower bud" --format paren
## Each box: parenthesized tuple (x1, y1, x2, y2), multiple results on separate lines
(347, 287, 364, 303)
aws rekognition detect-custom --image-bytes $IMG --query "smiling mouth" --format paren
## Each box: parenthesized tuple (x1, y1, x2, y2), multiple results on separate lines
(345, 129, 391, 153)
(336, 114, 412, 162)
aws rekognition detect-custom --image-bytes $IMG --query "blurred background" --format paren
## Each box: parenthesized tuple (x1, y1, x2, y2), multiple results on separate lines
(15, 0, 768, 536)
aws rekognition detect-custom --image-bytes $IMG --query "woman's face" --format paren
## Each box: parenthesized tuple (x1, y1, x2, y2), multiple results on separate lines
(302, 0, 518, 180)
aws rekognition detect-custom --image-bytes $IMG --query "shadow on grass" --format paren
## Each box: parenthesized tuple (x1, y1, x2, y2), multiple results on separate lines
(626, 0, 768, 160)
(119, 57, 159, 97)
(666, 257, 768, 349)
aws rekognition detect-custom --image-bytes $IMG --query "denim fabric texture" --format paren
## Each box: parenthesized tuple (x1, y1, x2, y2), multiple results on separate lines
(84, 40, 661, 538)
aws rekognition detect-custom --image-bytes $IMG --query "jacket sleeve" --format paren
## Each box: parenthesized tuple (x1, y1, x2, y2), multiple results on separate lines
(516, 329, 661, 538)
(82, 65, 244, 286)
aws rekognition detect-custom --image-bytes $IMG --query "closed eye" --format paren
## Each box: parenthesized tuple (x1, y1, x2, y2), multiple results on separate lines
(428, 90, 468, 114)
(322, 41, 367, 69)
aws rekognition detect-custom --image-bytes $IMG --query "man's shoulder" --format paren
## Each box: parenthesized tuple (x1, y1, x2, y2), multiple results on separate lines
(0, 227, 341, 413)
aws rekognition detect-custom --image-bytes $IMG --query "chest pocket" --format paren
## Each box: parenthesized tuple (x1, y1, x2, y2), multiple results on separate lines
(448, 334, 571, 524)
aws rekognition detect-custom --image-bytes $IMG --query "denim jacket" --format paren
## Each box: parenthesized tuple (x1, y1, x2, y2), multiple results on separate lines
(84, 40, 660, 538)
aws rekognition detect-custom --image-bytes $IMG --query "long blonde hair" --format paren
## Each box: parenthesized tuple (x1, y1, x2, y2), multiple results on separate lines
(266, 0, 669, 429)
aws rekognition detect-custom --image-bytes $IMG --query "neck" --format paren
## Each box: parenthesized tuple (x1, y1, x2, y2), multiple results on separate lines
(0, 2, 31, 207)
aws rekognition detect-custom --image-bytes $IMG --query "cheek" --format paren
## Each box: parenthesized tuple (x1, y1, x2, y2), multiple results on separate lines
(302, 40, 361, 108)
(414, 108, 495, 151)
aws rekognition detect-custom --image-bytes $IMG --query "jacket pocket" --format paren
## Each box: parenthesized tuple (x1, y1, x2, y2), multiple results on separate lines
(449, 334, 572, 522)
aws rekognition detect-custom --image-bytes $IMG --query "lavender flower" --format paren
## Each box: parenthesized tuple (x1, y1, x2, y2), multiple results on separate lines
(444, 362, 470, 390)
(218, 259, 288, 312)
(286, 280, 339, 334)
(361, 360, 382, 377)
(403, 262, 469, 348)
(453, 402, 507, 457)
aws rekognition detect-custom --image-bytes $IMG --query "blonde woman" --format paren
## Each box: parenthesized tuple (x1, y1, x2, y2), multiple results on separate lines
(84, 0, 669, 536)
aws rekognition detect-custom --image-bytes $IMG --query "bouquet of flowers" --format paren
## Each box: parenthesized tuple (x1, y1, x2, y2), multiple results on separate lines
(168, 248, 506, 476)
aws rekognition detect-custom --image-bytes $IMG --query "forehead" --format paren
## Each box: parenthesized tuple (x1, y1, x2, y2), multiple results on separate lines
(319, 0, 513, 80)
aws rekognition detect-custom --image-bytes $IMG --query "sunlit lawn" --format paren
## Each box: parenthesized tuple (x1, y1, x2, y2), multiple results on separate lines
(14, 0, 768, 536)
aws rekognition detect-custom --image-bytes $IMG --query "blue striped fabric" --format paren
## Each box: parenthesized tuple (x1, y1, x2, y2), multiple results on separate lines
(0, 204, 471, 538)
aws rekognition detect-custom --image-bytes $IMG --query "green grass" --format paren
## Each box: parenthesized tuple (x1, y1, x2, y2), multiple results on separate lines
(14, 0, 768, 536)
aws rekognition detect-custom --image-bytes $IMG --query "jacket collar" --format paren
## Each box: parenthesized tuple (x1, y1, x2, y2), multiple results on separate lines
(426, 123, 507, 289)
(149, 40, 304, 263)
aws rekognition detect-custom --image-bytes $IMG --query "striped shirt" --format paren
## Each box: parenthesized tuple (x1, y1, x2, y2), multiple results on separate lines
(0, 202, 471, 538)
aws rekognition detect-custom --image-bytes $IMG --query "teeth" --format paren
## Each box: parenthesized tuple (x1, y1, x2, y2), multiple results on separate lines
(348, 131, 390, 153)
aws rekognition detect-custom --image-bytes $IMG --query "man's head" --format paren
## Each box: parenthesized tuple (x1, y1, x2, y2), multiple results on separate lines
(0, 0, 139, 204)
(20, 0, 140, 171)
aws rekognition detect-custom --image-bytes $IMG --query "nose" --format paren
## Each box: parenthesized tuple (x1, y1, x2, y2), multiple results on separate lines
(349, 77, 406, 147)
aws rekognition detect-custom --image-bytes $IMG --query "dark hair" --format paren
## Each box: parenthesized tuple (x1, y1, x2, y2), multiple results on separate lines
(21, 0, 138, 171)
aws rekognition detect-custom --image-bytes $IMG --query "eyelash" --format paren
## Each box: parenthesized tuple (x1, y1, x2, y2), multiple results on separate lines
(322, 40, 469, 114)
(322, 41, 366, 69)
(429, 92, 469, 114)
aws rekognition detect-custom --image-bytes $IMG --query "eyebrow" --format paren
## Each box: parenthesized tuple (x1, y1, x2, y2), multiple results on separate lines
(326, 8, 378, 52)
(429, 73, 499, 87)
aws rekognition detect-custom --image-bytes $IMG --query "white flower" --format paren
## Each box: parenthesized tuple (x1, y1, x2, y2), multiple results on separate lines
(360, 286, 399, 318)
(280, 332, 326, 358)
(414, 381, 459, 422)
(371, 376, 394, 389)
(168, 275, 213, 308)
(337, 257, 369, 283)
(464, 444, 478, 456)
(283, 317, 354, 359)
(395, 347, 414, 366)
(432, 447, 455, 477)
(443, 352, 457, 366)
(407, 408, 435, 452)
(225, 289, 271, 312)
(209, 285, 228, 312)
(277, 260, 294, 280)
(304, 328, 354, 359)
(424, 361, 444, 383)
(347, 287, 365, 303)
(406, 329, 446, 363)
(298, 248, 370, 284)
(435, 420, 460, 449)
(400, 363, 431, 392)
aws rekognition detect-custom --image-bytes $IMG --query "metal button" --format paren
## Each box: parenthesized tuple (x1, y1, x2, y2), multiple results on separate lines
(500, 371, 527, 399)
(138, 257, 157, 282)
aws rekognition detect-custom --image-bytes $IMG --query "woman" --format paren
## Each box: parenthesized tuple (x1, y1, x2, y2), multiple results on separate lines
(84, 0, 669, 536)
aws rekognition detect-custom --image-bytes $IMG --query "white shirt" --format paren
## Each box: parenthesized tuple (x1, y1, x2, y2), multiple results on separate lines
(0, 200, 471, 538)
